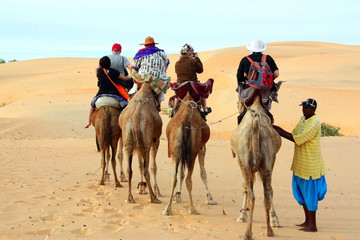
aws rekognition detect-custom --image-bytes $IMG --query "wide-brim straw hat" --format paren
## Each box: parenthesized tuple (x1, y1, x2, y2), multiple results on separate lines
(139, 36, 158, 45)
(246, 39, 267, 52)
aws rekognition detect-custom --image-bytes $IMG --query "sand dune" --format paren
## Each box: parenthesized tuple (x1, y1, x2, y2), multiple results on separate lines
(0, 42, 359, 239)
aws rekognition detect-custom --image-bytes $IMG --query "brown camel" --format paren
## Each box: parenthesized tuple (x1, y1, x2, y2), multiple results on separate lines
(230, 92, 281, 240)
(91, 105, 123, 187)
(162, 90, 216, 216)
(119, 82, 162, 203)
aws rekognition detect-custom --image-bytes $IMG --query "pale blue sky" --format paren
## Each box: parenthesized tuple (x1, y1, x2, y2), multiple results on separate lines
(1, 0, 359, 61)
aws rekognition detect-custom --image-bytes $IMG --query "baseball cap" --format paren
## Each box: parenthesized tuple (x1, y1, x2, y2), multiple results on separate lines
(112, 43, 122, 52)
(300, 98, 317, 109)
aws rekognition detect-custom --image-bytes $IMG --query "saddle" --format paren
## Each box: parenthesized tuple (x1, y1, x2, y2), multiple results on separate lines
(169, 80, 214, 120)
(95, 96, 121, 109)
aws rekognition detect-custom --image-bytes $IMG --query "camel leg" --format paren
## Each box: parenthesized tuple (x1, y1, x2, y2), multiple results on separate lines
(99, 149, 107, 185)
(243, 170, 254, 240)
(150, 137, 161, 197)
(186, 158, 199, 215)
(125, 148, 135, 203)
(105, 147, 111, 180)
(117, 138, 127, 182)
(142, 151, 161, 203)
(260, 170, 275, 237)
(198, 146, 217, 205)
(236, 181, 249, 222)
(111, 140, 122, 188)
(173, 166, 184, 203)
(136, 153, 147, 194)
(162, 159, 180, 215)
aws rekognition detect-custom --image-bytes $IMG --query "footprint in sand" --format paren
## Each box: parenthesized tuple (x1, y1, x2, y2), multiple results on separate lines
(27, 228, 58, 236)
(71, 227, 92, 236)
(73, 212, 93, 217)
(80, 197, 98, 204)
(82, 207, 104, 213)
(42, 214, 62, 221)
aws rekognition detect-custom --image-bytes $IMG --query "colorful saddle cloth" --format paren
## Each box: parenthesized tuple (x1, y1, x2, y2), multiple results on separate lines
(169, 79, 214, 103)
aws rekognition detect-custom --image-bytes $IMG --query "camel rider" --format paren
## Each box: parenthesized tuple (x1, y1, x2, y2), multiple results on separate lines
(131, 36, 170, 110)
(236, 39, 283, 124)
(85, 56, 133, 128)
(172, 44, 212, 117)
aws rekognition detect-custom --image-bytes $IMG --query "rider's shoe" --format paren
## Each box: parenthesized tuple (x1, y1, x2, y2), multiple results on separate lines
(203, 107, 212, 115)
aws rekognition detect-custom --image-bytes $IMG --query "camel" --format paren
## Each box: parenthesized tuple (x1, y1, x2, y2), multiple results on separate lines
(91, 105, 123, 187)
(230, 91, 281, 240)
(162, 89, 216, 216)
(119, 82, 162, 203)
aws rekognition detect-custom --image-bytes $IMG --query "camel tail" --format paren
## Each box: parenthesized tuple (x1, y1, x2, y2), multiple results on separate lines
(181, 121, 192, 170)
(251, 113, 262, 172)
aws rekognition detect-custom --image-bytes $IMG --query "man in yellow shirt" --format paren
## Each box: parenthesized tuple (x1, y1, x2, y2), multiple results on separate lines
(274, 98, 327, 232)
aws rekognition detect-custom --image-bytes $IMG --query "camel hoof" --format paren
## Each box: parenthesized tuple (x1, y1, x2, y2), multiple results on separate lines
(120, 173, 128, 182)
(154, 186, 162, 198)
(115, 181, 123, 188)
(241, 236, 253, 240)
(189, 208, 200, 215)
(105, 172, 111, 180)
(205, 198, 217, 205)
(173, 192, 182, 203)
(266, 229, 274, 237)
(99, 181, 105, 186)
(236, 216, 247, 222)
(125, 195, 135, 203)
(162, 208, 173, 216)
(271, 218, 281, 227)
(151, 198, 161, 204)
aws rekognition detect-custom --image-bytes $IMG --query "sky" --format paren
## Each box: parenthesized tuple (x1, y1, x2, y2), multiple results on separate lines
(1, 0, 359, 61)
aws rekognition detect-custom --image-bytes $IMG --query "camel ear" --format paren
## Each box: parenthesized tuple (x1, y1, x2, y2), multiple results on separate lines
(231, 150, 236, 158)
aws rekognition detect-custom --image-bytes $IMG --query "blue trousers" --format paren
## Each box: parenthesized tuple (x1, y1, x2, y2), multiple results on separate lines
(292, 173, 327, 211)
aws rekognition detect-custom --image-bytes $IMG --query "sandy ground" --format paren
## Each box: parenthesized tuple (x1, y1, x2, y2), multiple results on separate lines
(0, 42, 359, 240)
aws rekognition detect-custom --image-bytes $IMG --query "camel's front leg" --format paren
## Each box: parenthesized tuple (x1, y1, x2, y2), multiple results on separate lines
(236, 181, 249, 222)
(261, 171, 275, 237)
(125, 152, 135, 203)
(198, 146, 217, 205)
(173, 166, 184, 203)
(186, 158, 199, 215)
(110, 142, 122, 188)
(100, 149, 107, 185)
(162, 159, 180, 215)
(244, 176, 255, 240)
(117, 138, 127, 182)
(137, 154, 147, 195)
(143, 151, 161, 204)
(150, 138, 161, 197)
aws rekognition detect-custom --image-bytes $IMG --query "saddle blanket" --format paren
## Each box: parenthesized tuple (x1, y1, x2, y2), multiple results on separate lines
(169, 79, 214, 102)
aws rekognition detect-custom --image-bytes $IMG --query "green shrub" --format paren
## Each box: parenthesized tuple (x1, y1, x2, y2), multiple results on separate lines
(321, 123, 342, 136)
(8, 59, 17, 62)
(0, 59, 5, 64)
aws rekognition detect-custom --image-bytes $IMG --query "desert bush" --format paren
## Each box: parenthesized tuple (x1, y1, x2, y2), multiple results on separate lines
(8, 59, 17, 62)
(321, 122, 342, 136)
(0, 59, 5, 64)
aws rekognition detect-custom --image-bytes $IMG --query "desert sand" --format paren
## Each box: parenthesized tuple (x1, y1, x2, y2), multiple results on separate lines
(0, 42, 359, 240)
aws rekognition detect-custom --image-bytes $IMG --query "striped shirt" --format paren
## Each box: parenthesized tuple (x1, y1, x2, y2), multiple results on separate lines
(291, 115, 325, 180)
(132, 50, 170, 82)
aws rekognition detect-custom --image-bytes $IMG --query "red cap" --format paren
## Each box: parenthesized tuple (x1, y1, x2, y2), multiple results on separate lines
(112, 43, 122, 52)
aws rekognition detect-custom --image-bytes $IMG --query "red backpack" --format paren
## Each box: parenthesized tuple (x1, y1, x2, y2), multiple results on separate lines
(246, 55, 274, 90)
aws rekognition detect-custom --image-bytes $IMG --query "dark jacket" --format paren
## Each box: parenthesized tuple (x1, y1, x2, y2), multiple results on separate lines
(175, 55, 203, 83)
